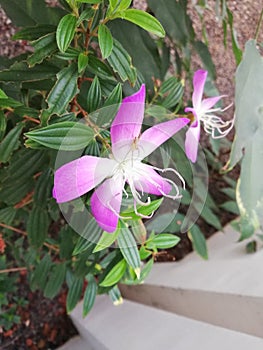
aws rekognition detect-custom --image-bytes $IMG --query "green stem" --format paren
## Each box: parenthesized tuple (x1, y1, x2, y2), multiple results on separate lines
(255, 8, 263, 42)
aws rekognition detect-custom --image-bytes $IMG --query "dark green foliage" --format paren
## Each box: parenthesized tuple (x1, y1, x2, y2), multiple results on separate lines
(0, 0, 238, 321)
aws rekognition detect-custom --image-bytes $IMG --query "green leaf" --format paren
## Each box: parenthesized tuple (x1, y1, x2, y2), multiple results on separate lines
(77, 8, 95, 25)
(220, 201, 239, 215)
(33, 169, 52, 207)
(87, 76, 102, 112)
(77, 0, 101, 3)
(0, 97, 23, 108)
(59, 225, 75, 260)
(0, 0, 65, 27)
(12, 25, 57, 40)
(26, 121, 94, 150)
(109, 0, 132, 12)
(27, 33, 58, 67)
(8, 149, 47, 181)
(0, 110, 7, 141)
(227, 40, 263, 231)
(0, 179, 33, 206)
(108, 285, 123, 305)
(238, 215, 256, 241)
(0, 123, 23, 163)
(47, 64, 79, 115)
(78, 52, 89, 73)
(100, 259, 127, 287)
(56, 14, 78, 53)
(220, 187, 236, 200)
(93, 83, 122, 127)
(139, 257, 154, 281)
(117, 222, 140, 278)
(139, 246, 152, 260)
(98, 24, 113, 59)
(82, 275, 97, 317)
(0, 61, 59, 82)
(66, 277, 83, 313)
(227, 8, 242, 65)
(27, 207, 50, 248)
(109, 20, 166, 89)
(188, 225, 208, 260)
(0, 89, 8, 99)
(160, 77, 184, 109)
(148, 0, 194, 45)
(193, 41, 216, 80)
(121, 198, 163, 220)
(200, 205, 222, 231)
(117, 9, 165, 38)
(55, 47, 80, 61)
(0, 207, 16, 226)
(31, 254, 52, 291)
(131, 220, 147, 244)
(73, 237, 94, 256)
(44, 262, 67, 298)
(147, 233, 180, 249)
(87, 55, 114, 79)
(73, 218, 102, 255)
(93, 228, 120, 252)
(107, 39, 137, 84)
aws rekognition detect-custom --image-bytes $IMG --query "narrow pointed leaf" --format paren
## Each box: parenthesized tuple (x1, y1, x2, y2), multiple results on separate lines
(56, 14, 77, 53)
(93, 229, 120, 252)
(12, 25, 56, 40)
(0, 123, 23, 163)
(117, 222, 140, 274)
(98, 24, 113, 59)
(118, 9, 165, 38)
(26, 121, 94, 150)
(100, 259, 127, 287)
(78, 52, 89, 73)
(121, 198, 163, 220)
(44, 262, 67, 298)
(94, 83, 122, 127)
(147, 233, 180, 249)
(108, 285, 123, 305)
(188, 225, 208, 260)
(107, 39, 137, 84)
(82, 275, 97, 317)
(66, 277, 84, 313)
(31, 254, 52, 291)
(27, 207, 50, 248)
(0, 89, 7, 99)
(0, 61, 59, 82)
(87, 76, 101, 112)
(0, 207, 17, 225)
(47, 64, 79, 115)
(28, 33, 58, 67)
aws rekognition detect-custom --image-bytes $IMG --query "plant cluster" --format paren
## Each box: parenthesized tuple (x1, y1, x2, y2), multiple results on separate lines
(0, 0, 262, 329)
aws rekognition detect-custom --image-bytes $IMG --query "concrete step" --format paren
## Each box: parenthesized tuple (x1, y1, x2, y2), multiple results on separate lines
(70, 295, 263, 350)
(57, 336, 88, 350)
(120, 225, 263, 338)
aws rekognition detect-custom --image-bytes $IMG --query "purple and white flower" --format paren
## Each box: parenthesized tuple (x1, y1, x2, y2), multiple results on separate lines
(53, 84, 189, 232)
(185, 69, 234, 163)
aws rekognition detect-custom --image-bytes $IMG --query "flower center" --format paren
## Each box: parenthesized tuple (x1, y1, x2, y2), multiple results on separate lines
(111, 152, 184, 220)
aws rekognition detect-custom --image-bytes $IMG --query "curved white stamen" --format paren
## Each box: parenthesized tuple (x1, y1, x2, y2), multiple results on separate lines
(123, 186, 129, 199)
(127, 173, 151, 207)
(199, 102, 235, 139)
(151, 166, 186, 191)
(157, 177, 182, 199)
(106, 199, 132, 220)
